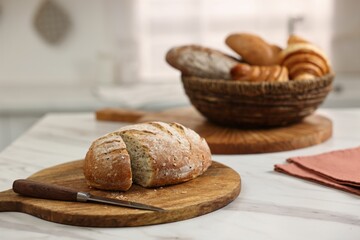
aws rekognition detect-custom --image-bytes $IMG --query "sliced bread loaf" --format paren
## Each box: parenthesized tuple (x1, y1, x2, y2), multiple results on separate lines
(84, 122, 212, 190)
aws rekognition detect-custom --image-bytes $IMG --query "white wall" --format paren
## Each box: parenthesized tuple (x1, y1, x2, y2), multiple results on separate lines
(331, 0, 360, 74)
(0, 0, 113, 87)
(0, 0, 358, 88)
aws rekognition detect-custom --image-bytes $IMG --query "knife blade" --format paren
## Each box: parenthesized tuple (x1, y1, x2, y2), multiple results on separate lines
(12, 179, 164, 212)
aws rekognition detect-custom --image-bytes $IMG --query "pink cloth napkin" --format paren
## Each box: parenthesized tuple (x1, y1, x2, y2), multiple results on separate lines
(274, 146, 360, 196)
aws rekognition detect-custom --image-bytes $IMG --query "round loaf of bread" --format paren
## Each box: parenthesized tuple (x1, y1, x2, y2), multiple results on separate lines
(84, 122, 212, 191)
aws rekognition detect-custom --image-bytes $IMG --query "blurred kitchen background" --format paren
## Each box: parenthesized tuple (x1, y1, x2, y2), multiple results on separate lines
(0, 0, 359, 150)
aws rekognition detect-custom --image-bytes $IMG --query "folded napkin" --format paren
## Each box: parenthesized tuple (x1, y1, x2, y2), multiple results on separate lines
(275, 146, 360, 196)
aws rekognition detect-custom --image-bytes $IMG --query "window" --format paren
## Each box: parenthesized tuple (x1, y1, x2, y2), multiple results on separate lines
(123, 0, 333, 83)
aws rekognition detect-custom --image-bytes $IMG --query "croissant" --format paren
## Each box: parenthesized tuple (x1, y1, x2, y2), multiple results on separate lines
(278, 35, 331, 80)
(230, 63, 288, 82)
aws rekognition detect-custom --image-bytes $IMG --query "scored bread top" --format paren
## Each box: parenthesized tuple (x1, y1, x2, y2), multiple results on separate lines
(118, 121, 212, 187)
(84, 132, 132, 191)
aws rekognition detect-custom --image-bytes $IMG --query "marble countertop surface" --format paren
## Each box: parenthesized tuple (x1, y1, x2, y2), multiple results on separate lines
(0, 108, 360, 239)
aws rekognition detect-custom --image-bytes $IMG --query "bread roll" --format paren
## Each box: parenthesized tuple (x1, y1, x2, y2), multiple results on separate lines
(230, 63, 288, 82)
(84, 122, 212, 191)
(225, 33, 281, 66)
(166, 45, 239, 79)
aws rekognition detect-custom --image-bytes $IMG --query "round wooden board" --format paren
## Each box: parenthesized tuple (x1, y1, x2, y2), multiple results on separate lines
(96, 107, 332, 154)
(0, 160, 241, 227)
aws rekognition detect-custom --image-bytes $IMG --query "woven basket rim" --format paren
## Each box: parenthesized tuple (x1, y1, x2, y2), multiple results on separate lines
(182, 73, 334, 86)
(181, 73, 334, 96)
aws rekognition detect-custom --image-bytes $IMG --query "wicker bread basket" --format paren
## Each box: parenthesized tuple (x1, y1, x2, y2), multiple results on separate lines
(181, 74, 334, 128)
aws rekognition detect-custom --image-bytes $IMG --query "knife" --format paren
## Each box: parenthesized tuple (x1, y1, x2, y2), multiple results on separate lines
(12, 179, 164, 212)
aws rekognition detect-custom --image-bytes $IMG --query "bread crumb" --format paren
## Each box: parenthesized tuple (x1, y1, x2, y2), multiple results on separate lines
(115, 195, 128, 200)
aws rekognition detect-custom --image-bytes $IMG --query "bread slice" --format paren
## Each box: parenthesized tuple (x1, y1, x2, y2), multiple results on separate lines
(84, 122, 212, 190)
(84, 132, 132, 191)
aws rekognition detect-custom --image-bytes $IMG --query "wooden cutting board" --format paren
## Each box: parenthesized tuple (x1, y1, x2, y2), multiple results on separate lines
(96, 107, 332, 154)
(0, 160, 241, 227)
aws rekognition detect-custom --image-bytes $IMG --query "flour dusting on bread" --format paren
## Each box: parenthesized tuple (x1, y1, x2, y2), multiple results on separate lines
(84, 121, 212, 191)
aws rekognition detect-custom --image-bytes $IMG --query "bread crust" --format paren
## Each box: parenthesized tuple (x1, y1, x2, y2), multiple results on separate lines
(84, 132, 132, 191)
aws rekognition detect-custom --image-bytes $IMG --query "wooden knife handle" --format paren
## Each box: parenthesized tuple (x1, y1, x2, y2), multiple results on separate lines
(12, 179, 78, 202)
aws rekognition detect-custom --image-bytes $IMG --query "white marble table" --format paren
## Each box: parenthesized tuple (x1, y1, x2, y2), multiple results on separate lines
(0, 108, 359, 240)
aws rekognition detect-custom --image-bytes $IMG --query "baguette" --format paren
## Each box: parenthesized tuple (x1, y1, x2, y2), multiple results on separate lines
(84, 122, 212, 190)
